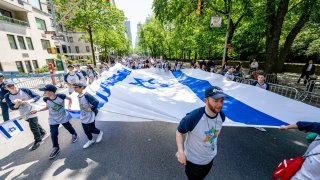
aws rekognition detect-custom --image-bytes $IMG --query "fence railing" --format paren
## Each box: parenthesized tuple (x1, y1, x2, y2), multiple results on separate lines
(234, 76, 320, 108)
(0, 15, 29, 27)
(15, 74, 65, 94)
(269, 83, 299, 100)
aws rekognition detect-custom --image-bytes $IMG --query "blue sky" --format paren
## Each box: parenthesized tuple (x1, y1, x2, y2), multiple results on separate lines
(115, 0, 153, 47)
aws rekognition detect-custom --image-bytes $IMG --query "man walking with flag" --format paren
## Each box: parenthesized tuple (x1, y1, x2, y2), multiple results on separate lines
(4, 80, 46, 150)
(176, 86, 225, 180)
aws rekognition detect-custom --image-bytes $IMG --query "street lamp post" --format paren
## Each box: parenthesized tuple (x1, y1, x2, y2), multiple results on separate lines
(222, 11, 231, 66)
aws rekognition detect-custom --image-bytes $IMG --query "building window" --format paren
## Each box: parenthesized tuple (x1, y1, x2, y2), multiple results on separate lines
(7, 35, 18, 49)
(69, 37, 73, 43)
(0, 9, 12, 18)
(17, 36, 27, 50)
(32, 60, 39, 69)
(68, 46, 71, 53)
(15, 61, 25, 73)
(75, 46, 79, 53)
(26, 37, 34, 50)
(46, 59, 54, 65)
(86, 46, 90, 52)
(30, 0, 42, 10)
(41, 39, 50, 50)
(35, 18, 47, 31)
(25, 60, 32, 73)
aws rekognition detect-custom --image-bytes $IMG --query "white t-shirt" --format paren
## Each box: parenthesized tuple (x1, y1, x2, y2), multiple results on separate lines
(306, 64, 313, 72)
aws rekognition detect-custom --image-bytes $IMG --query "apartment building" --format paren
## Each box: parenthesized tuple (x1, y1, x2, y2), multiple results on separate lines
(0, 0, 103, 73)
(0, 0, 59, 73)
(58, 31, 101, 62)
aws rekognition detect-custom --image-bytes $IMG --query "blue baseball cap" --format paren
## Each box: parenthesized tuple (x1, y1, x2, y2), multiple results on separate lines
(205, 86, 224, 99)
(39, 84, 57, 92)
(4, 80, 15, 87)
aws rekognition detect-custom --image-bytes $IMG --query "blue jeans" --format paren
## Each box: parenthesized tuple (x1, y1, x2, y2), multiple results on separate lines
(50, 121, 76, 148)
(1, 101, 9, 121)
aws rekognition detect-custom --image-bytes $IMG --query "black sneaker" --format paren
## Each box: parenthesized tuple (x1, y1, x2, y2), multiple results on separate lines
(40, 131, 47, 140)
(49, 147, 60, 159)
(30, 141, 41, 151)
(72, 134, 78, 143)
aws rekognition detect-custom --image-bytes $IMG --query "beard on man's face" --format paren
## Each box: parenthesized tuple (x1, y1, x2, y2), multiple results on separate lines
(207, 101, 222, 114)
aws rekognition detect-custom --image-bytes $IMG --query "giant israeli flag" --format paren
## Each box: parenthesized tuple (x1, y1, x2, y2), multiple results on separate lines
(70, 63, 320, 128)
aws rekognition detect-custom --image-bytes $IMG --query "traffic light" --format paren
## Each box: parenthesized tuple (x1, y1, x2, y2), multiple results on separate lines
(196, 0, 204, 16)
(105, 0, 110, 6)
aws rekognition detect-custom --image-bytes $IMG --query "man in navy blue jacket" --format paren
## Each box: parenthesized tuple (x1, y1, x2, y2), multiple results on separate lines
(176, 86, 226, 180)
(280, 122, 320, 179)
(0, 73, 10, 121)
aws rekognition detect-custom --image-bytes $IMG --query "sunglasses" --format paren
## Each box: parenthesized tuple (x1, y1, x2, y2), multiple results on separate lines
(73, 86, 81, 89)
(7, 84, 14, 88)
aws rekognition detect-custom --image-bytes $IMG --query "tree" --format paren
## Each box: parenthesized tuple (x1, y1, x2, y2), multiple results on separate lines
(265, 0, 318, 73)
(54, 0, 130, 66)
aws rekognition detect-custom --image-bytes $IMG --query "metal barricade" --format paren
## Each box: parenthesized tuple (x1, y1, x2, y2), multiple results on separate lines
(15, 73, 65, 94)
(269, 83, 299, 100)
(265, 74, 278, 84)
(234, 77, 255, 85)
(298, 91, 320, 108)
(306, 80, 320, 94)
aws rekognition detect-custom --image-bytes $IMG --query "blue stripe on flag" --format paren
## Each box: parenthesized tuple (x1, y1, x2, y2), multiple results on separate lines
(172, 70, 288, 126)
(13, 120, 24, 131)
(67, 110, 81, 120)
(0, 125, 12, 138)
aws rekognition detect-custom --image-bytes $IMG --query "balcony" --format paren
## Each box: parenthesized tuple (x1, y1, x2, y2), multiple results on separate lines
(0, 0, 29, 12)
(0, 16, 29, 27)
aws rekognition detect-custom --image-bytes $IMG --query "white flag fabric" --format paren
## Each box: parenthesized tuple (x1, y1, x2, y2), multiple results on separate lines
(67, 63, 320, 128)
(0, 120, 24, 139)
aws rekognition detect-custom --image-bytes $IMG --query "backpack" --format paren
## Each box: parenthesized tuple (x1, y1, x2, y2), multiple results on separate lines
(272, 144, 320, 180)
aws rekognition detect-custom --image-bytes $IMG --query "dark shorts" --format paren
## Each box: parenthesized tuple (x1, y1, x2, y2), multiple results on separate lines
(185, 159, 214, 180)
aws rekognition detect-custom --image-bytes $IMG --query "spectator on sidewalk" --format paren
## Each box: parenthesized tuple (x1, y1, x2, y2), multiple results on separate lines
(251, 74, 270, 90)
(250, 59, 259, 71)
(297, 60, 316, 85)
(279, 121, 320, 180)
(251, 74, 269, 132)
(0, 73, 9, 121)
(5, 81, 46, 151)
(224, 67, 235, 81)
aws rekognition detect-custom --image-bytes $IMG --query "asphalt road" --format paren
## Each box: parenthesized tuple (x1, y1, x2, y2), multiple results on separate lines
(0, 112, 309, 180)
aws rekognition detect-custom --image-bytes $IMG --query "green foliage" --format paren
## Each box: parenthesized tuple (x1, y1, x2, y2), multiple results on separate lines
(34, 65, 49, 74)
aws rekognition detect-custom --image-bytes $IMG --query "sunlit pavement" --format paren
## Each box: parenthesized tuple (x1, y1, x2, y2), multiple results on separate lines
(0, 111, 309, 180)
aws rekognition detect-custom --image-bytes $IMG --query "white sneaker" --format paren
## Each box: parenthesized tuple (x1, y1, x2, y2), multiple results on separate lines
(83, 140, 95, 149)
(254, 127, 267, 132)
(96, 131, 103, 143)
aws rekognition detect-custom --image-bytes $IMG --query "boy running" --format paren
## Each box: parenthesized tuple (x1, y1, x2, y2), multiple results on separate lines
(31, 84, 78, 159)
(73, 82, 103, 148)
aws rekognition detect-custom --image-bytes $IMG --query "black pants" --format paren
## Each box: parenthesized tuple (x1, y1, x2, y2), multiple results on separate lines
(26, 117, 46, 142)
(297, 71, 312, 84)
(82, 121, 100, 140)
(50, 121, 76, 148)
(185, 160, 214, 180)
(1, 101, 9, 121)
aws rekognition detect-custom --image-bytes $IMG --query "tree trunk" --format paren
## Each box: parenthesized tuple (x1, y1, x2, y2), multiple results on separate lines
(278, 0, 315, 72)
(265, 0, 290, 73)
(88, 25, 96, 67)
